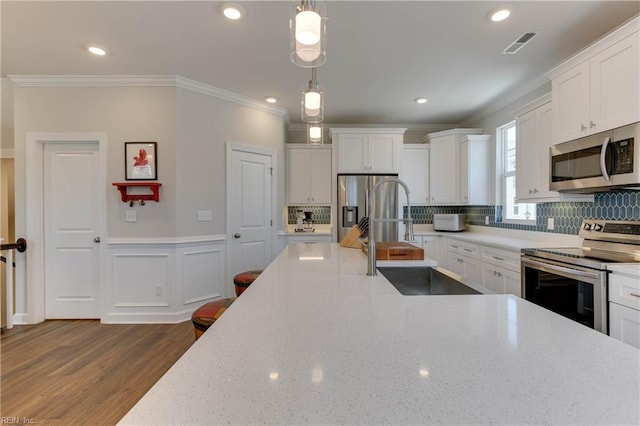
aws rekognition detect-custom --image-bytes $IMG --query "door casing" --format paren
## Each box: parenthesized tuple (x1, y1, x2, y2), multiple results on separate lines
(225, 142, 277, 296)
(24, 133, 107, 324)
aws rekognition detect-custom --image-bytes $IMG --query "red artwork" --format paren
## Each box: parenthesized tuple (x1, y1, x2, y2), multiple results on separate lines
(133, 149, 149, 166)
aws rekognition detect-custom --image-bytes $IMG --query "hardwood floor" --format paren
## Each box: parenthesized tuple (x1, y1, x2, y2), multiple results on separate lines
(0, 320, 195, 425)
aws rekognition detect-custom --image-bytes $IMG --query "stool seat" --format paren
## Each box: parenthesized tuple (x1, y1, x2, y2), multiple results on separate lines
(191, 297, 236, 340)
(233, 269, 263, 296)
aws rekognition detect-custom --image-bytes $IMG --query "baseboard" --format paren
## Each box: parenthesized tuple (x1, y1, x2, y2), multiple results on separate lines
(12, 313, 29, 325)
(101, 308, 194, 324)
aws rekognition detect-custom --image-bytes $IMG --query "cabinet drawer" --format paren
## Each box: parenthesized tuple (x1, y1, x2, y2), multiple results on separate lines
(447, 240, 479, 258)
(609, 273, 640, 310)
(481, 246, 521, 272)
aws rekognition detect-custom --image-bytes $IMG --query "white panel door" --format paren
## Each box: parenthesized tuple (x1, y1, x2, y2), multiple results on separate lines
(229, 148, 273, 284)
(44, 143, 101, 318)
(400, 146, 429, 205)
(368, 134, 398, 173)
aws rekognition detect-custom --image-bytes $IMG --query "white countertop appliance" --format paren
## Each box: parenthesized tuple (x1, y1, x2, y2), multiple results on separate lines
(433, 213, 466, 232)
(521, 219, 640, 334)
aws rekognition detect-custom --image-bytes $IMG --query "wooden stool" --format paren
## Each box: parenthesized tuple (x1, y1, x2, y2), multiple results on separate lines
(233, 270, 263, 296)
(191, 298, 236, 340)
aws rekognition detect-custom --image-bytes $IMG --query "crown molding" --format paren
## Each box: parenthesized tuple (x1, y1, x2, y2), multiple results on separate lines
(175, 76, 287, 117)
(8, 75, 288, 117)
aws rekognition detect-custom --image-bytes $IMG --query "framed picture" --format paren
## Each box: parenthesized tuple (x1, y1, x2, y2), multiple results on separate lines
(125, 142, 157, 180)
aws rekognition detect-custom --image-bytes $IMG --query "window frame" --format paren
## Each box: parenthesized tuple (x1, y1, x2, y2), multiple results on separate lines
(497, 121, 537, 225)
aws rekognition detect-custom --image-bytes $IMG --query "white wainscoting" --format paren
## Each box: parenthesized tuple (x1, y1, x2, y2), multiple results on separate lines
(104, 236, 227, 323)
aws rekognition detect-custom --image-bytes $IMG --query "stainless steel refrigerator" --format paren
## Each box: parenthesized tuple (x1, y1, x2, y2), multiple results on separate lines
(337, 174, 399, 242)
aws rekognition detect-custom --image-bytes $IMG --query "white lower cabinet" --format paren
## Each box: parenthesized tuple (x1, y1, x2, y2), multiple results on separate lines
(480, 246, 522, 297)
(481, 264, 521, 296)
(608, 271, 640, 348)
(421, 236, 440, 264)
(446, 240, 480, 284)
(288, 235, 332, 244)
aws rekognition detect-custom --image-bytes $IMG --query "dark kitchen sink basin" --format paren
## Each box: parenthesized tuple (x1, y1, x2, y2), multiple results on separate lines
(377, 267, 481, 295)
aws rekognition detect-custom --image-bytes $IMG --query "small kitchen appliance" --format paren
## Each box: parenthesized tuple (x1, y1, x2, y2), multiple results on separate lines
(303, 211, 315, 232)
(433, 214, 466, 232)
(521, 219, 640, 334)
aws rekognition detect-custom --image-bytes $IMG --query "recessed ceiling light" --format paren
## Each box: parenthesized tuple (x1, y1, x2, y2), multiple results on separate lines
(490, 8, 511, 22)
(220, 2, 246, 20)
(265, 97, 277, 104)
(86, 44, 108, 56)
(415, 97, 428, 104)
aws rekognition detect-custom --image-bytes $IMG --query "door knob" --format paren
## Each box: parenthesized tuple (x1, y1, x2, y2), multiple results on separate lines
(233, 233, 241, 239)
(93, 237, 101, 243)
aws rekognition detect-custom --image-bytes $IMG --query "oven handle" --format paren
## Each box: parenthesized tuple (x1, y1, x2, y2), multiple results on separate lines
(521, 257, 602, 282)
(599, 136, 612, 181)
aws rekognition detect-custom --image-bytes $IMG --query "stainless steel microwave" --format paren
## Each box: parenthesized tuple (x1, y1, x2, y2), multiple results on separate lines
(550, 122, 639, 192)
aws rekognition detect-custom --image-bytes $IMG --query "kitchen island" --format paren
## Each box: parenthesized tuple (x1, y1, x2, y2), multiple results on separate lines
(120, 243, 639, 425)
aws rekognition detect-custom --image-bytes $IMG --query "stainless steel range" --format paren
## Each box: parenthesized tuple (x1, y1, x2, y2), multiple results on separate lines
(521, 219, 640, 333)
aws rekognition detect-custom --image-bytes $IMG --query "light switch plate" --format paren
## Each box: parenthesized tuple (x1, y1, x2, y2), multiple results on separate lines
(126, 211, 137, 222)
(197, 210, 212, 222)
(547, 217, 554, 230)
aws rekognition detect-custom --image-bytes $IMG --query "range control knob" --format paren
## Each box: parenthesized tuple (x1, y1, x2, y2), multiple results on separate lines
(583, 223, 592, 231)
(593, 223, 603, 231)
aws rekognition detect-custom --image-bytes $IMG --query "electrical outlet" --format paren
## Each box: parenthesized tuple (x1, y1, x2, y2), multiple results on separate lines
(155, 285, 163, 296)
(485, 216, 490, 225)
(547, 217, 555, 230)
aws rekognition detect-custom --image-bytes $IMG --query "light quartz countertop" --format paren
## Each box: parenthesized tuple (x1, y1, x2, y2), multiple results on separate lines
(607, 263, 640, 277)
(120, 243, 639, 425)
(412, 224, 584, 251)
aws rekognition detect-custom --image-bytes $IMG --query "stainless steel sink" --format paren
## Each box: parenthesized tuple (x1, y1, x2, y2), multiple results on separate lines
(377, 266, 481, 295)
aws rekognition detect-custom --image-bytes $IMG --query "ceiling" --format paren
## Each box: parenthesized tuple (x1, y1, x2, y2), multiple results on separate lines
(2, 1, 639, 127)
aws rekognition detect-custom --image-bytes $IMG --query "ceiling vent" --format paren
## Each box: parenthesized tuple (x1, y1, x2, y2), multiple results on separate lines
(502, 32, 536, 54)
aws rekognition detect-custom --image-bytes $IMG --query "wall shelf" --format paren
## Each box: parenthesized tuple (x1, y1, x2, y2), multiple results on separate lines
(112, 182, 162, 205)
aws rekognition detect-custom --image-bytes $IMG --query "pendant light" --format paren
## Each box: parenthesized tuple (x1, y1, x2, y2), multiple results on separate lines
(308, 123, 323, 145)
(301, 68, 324, 123)
(290, 0, 326, 68)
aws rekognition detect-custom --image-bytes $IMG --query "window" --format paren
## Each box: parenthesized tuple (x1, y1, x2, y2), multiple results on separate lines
(499, 121, 536, 224)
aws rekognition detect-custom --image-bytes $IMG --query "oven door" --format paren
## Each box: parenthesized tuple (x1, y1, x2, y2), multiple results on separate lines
(521, 256, 608, 333)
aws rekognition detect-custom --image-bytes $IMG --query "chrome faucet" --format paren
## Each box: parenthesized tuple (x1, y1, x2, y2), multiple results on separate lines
(367, 178, 415, 276)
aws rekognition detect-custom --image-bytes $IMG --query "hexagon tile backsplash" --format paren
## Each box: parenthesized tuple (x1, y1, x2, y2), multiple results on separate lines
(288, 190, 639, 236)
(405, 190, 640, 236)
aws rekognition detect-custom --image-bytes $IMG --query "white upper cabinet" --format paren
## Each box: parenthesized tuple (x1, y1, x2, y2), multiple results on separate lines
(332, 128, 405, 174)
(515, 96, 595, 203)
(286, 145, 332, 205)
(426, 129, 490, 205)
(548, 19, 639, 144)
(400, 145, 429, 205)
(516, 96, 562, 201)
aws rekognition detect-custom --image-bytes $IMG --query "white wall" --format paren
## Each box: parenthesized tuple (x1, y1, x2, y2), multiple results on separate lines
(13, 85, 178, 239)
(10, 81, 286, 323)
(175, 88, 286, 236)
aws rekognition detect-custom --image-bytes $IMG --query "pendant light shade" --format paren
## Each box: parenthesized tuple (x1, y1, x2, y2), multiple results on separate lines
(308, 123, 323, 145)
(301, 69, 324, 123)
(290, 1, 326, 68)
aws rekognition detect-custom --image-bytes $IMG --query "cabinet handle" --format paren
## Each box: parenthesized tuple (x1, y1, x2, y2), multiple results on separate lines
(590, 121, 596, 129)
(528, 189, 533, 194)
(581, 124, 587, 132)
(463, 248, 472, 253)
(630, 293, 640, 298)
(533, 188, 538, 193)
(493, 256, 504, 261)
